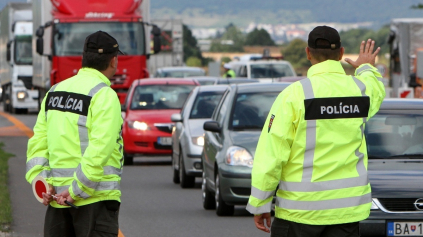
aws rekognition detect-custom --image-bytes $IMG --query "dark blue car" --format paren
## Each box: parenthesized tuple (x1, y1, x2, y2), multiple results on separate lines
(360, 99, 423, 237)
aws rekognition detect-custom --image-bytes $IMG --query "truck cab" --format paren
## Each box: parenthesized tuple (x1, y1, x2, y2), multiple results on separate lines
(0, 3, 38, 113)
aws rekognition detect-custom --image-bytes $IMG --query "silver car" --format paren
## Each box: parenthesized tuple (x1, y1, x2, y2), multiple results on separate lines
(202, 82, 290, 216)
(171, 85, 228, 188)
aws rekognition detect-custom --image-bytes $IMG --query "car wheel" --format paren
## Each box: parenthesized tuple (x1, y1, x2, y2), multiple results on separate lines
(179, 149, 195, 188)
(123, 153, 133, 166)
(172, 151, 180, 184)
(202, 168, 215, 210)
(215, 172, 234, 216)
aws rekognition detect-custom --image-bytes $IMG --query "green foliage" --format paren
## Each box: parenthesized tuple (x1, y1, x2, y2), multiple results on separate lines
(221, 57, 231, 64)
(183, 24, 203, 63)
(0, 143, 13, 232)
(186, 57, 202, 67)
(210, 24, 245, 52)
(245, 28, 275, 46)
(282, 38, 310, 69)
(339, 26, 390, 55)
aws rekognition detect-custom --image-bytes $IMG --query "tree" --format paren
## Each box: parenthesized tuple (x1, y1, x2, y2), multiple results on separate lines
(186, 57, 202, 67)
(183, 24, 203, 63)
(210, 23, 245, 52)
(245, 28, 275, 46)
(339, 26, 390, 55)
(281, 38, 310, 69)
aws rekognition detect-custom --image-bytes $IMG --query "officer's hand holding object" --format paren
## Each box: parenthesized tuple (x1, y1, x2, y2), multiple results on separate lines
(345, 39, 380, 68)
(254, 213, 271, 233)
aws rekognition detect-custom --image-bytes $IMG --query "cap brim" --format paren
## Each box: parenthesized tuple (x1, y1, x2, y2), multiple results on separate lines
(118, 49, 125, 55)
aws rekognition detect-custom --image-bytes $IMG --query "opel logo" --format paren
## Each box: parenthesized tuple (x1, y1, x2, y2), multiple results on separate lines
(414, 198, 423, 210)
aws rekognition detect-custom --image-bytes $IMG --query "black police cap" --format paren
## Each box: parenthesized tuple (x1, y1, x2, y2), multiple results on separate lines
(83, 31, 124, 55)
(308, 26, 341, 50)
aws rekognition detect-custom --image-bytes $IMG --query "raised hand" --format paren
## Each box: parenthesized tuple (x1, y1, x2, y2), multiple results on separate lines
(345, 39, 380, 69)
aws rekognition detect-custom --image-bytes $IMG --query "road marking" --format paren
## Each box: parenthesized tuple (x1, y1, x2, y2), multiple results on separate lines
(0, 111, 125, 237)
(0, 111, 33, 138)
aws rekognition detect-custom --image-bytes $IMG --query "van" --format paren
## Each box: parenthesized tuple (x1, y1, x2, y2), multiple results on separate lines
(228, 59, 297, 82)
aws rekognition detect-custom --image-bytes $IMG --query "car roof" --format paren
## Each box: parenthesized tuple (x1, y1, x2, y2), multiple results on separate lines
(232, 82, 291, 93)
(197, 85, 229, 92)
(135, 78, 199, 85)
(157, 67, 205, 72)
(216, 78, 260, 84)
(380, 98, 423, 110)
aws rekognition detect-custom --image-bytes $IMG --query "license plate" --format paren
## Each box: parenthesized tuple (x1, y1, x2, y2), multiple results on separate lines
(387, 222, 423, 236)
(157, 137, 172, 146)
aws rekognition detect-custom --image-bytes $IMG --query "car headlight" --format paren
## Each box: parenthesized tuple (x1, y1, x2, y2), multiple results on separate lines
(128, 121, 150, 131)
(225, 146, 253, 167)
(192, 136, 204, 146)
(17, 91, 27, 100)
(371, 199, 379, 210)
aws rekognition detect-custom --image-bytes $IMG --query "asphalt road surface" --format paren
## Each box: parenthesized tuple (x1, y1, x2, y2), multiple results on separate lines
(0, 107, 267, 237)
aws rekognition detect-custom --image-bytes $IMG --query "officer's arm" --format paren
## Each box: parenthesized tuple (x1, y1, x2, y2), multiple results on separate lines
(69, 87, 122, 200)
(246, 88, 296, 214)
(354, 64, 386, 119)
(26, 95, 51, 184)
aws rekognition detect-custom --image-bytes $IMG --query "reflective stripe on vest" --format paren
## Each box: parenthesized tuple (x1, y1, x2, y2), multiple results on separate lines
(356, 65, 384, 83)
(275, 77, 371, 210)
(26, 157, 51, 179)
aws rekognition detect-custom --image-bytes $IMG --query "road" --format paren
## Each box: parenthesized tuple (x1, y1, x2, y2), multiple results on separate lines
(0, 108, 267, 237)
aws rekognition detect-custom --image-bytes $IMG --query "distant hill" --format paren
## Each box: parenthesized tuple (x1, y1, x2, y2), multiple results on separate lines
(151, 0, 423, 28)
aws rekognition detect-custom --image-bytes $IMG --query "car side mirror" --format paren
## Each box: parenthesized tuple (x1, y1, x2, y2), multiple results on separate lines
(6, 41, 12, 62)
(203, 121, 221, 133)
(121, 104, 126, 112)
(171, 113, 182, 122)
(36, 38, 44, 55)
(151, 25, 161, 54)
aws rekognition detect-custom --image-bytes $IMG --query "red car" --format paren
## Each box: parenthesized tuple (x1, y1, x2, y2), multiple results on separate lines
(122, 78, 199, 165)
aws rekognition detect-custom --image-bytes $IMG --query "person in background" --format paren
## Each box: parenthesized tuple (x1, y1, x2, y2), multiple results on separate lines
(223, 63, 236, 78)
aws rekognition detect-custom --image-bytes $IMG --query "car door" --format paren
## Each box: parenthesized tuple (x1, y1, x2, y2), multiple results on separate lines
(204, 89, 231, 184)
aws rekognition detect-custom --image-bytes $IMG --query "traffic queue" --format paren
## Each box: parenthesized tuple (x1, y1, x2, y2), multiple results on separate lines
(119, 66, 423, 237)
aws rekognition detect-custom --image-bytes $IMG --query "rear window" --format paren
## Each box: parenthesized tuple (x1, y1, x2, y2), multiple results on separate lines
(250, 64, 294, 79)
(190, 91, 224, 119)
(365, 111, 423, 158)
(162, 70, 205, 78)
(130, 84, 195, 110)
(230, 92, 279, 130)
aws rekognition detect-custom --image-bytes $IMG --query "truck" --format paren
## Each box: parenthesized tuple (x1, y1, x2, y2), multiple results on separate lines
(0, 2, 38, 114)
(32, 0, 161, 105)
(388, 18, 423, 98)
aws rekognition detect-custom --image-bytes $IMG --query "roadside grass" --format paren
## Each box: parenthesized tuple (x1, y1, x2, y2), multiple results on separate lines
(0, 142, 13, 232)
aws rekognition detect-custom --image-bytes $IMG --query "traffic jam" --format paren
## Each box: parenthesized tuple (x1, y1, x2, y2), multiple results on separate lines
(0, 0, 423, 236)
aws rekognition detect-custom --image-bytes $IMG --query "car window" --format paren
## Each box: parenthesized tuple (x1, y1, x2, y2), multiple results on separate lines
(130, 84, 195, 110)
(238, 66, 248, 77)
(162, 70, 205, 78)
(197, 80, 216, 86)
(365, 111, 423, 158)
(230, 92, 279, 130)
(213, 90, 230, 122)
(250, 64, 294, 79)
(189, 91, 225, 119)
(181, 90, 194, 117)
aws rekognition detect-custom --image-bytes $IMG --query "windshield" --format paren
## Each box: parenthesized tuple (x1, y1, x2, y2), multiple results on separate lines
(14, 35, 32, 65)
(54, 22, 145, 56)
(365, 111, 423, 158)
(250, 64, 294, 79)
(231, 92, 279, 130)
(130, 84, 195, 110)
(190, 91, 224, 119)
(160, 70, 205, 78)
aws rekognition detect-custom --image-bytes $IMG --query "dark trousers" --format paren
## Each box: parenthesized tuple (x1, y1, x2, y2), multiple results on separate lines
(44, 201, 120, 237)
(271, 217, 360, 237)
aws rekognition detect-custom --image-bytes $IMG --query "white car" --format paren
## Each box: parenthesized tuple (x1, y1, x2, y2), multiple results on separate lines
(228, 59, 296, 82)
(170, 85, 228, 188)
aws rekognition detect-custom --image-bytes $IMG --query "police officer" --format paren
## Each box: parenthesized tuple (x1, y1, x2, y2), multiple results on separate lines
(26, 31, 124, 237)
(223, 63, 236, 78)
(246, 26, 385, 237)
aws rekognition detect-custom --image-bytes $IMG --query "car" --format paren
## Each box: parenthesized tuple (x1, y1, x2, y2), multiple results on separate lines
(121, 78, 199, 165)
(154, 67, 206, 78)
(170, 85, 228, 188)
(189, 76, 260, 86)
(228, 59, 296, 82)
(201, 82, 291, 216)
(360, 99, 423, 237)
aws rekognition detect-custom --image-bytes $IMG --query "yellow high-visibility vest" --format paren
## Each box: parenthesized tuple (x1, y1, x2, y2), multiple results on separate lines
(26, 68, 124, 208)
(247, 61, 385, 225)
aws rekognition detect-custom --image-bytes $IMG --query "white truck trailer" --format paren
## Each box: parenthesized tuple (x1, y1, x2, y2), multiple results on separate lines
(0, 2, 38, 113)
